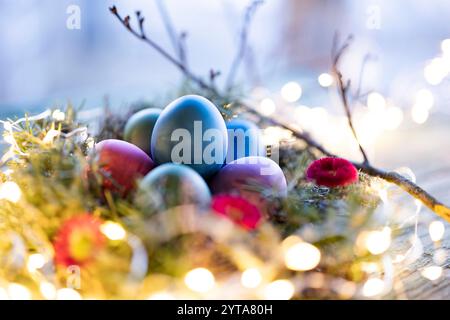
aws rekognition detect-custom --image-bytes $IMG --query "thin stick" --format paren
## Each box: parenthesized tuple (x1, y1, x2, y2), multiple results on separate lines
(225, 0, 264, 92)
(110, 6, 209, 91)
(332, 34, 370, 164)
(155, 0, 187, 65)
(109, 6, 450, 222)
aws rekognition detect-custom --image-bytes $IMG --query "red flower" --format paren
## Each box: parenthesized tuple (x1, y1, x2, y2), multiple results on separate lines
(53, 214, 105, 267)
(211, 195, 263, 231)
(306, 157, 358, 188)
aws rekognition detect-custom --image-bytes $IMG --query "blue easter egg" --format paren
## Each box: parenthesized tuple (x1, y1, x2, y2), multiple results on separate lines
(151, 95, 228, 177)
(226, 119, 265, 163)
(124, 108, 162, 156)
(140, 163, 211, 209)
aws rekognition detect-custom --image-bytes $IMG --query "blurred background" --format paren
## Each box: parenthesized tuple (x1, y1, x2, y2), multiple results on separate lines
(0, 0, 450, 202)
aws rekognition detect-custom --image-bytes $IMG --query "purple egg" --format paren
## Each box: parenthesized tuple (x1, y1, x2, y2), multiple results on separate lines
(210, 156, 287, 198)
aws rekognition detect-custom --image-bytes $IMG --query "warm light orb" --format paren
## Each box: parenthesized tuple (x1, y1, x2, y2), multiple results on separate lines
(281, 82, 302, 103)
(56, 288, 82, 300)
(362, 278, 385, 297)
(101, 221, 127, 241)
(184, 268, 215, 293)
(40, 282, 57, 300)
(384, 106, 404, 130)
(318, 73, 333, 87)
(27, 253, 46, 272)
(365, 227, 391, 255)
(7, 283, 32, 300)
(284, 242, 321, 271)
(367, 92, 386, 111)
(259, 98, 277, 116)
(428, 220, 445, 242)
(0, 181, 22, 203)
(263, 279, 295, 300)
(411, 104, 430, 124)
(421, 266, 443, 281)
(241, 268, 262, 289)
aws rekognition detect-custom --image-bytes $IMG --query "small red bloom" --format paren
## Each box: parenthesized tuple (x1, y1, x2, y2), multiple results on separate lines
(53, 214, 105, 267)
(306, 157, 358, 188)
(211, 195, 263, 231)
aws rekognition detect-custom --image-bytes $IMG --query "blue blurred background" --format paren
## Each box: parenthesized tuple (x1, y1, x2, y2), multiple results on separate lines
(1, 0, 450, 111)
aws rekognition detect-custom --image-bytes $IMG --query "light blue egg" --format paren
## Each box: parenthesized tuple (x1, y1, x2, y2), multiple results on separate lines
(226, 119, 265, 163)
(140, 163, 211, 209)
(151, 95, 228, 177)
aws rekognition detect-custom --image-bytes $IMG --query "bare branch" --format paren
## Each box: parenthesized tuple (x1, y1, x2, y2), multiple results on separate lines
(109, 6, 210, 90)
(109, 6, 450, 222)
(354, 53, 376, 100)
(179, 32, 188, 66)
(155, 0, 188, 65)
(209, 69, 222, 87)
(225, 0, 264, 92)
(332, 33, 370, 165)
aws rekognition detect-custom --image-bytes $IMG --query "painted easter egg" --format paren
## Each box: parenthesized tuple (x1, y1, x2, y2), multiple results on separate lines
(124, 108, 162, 156)
(140, 163, 211, 209)
(210, 156, 287, 209)
(93, 139, 155, 195)
(225, 119, 264, 163)
(151, 95, 228, 178)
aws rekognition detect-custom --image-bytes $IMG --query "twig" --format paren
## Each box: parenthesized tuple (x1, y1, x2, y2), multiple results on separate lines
(155, 0, 187, 65)
(209, 69, 222, 87)
(332, 34, 370, 165)
(225, 0, 264, 92)
(109, 6, 450, 222)
(110, 6, 209, 91)
(354, 53, 376, 100)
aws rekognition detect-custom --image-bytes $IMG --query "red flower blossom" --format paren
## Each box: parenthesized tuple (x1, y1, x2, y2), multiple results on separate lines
(306, 157, 358, 188)
(53, 214, 105, 267)
(211, 195, 263, 231)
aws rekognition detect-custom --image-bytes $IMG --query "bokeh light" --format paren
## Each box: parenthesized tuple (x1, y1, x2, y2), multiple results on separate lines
(284, 242, 321, 271)
(428, 221, 445, 242)
(318, 73, 333, 87)
(263, 280, 295, 300)
(421, 266, 443, 281)
(281, 82, 302, 103)
(101, 221, 127, 241)
(241, 268, 262, 289)
(184, 268, 215, 293)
